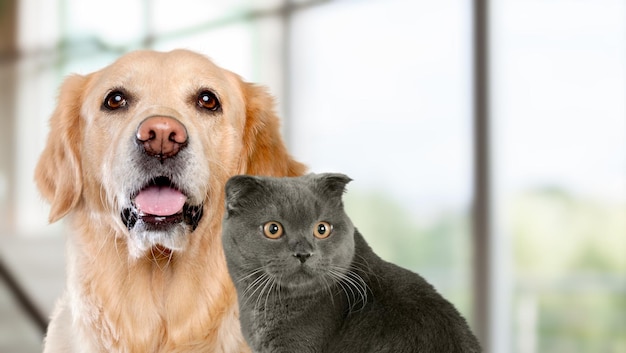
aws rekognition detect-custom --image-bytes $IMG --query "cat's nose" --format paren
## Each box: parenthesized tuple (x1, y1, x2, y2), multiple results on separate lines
(293, 252, 312, 264)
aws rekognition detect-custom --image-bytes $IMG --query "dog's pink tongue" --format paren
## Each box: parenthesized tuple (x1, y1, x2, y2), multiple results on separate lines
(135, 186, 187, 216)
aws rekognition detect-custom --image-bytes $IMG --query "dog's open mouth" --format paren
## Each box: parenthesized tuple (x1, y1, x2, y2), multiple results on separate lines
(121, 176, 203, 231)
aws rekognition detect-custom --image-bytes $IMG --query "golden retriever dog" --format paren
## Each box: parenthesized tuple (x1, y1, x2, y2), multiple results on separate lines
(35, 49, 305, 352)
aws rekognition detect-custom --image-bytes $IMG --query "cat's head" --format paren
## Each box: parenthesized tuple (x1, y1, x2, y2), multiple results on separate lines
(222, 173, 355, 293)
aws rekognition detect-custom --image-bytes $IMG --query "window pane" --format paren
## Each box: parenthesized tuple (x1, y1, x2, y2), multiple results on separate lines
(64, 0, 147, 46)
(290, 0, 474, 322)
(491, 0, 626, 352)
(152, 0, 284, 36)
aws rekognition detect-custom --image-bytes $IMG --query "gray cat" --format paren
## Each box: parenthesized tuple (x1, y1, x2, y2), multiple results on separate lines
(222, 173, 481, 353)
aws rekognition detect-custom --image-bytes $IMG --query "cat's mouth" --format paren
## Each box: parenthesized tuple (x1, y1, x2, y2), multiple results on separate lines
(121, 176, 203, 231)
(278, 265, 324, 290)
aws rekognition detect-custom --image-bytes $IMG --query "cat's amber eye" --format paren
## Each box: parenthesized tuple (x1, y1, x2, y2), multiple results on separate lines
(313, 221, 333, 239)
(262, 221, 284, 239)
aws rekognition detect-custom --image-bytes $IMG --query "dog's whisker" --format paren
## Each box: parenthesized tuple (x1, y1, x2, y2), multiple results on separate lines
(205, 156, 230, 176)
(166, 248, 174, 269)
(94, 227, 111, 261)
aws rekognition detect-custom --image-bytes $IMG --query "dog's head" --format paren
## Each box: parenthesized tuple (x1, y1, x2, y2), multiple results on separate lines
(35, 49, 305, 258)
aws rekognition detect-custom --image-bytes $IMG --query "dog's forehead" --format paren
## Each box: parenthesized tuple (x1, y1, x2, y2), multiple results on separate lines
(114, 50, 222, 74)
(93, 49, 237, 95)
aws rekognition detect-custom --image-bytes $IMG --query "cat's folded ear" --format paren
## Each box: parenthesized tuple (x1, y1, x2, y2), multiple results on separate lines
(311, 173, 352, 203)
(224, 175, 265, 217)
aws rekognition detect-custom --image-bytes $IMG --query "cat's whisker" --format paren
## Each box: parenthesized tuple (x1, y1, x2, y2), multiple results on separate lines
(246, 277, 268, 308)
(238, 267, 267, 283)
(338, 277, 355, 313)
(254, 273, 275, 312)
(351, 254, 383, 286)
(328, 269, 356, 312)
(329, 269, 355, 298)
(342, 270, 369, 312)
(263, 277, 278, 321)
(242, 271, 267, 296)
(277, 274, 284, 306)
(327, 271, 347, 302)
(238, 267, 269, 304)
(242, 272, 271, 307)
(344, 269, 368, 296)
(320, 274, 336, 307)
(329, 267, 369, 313)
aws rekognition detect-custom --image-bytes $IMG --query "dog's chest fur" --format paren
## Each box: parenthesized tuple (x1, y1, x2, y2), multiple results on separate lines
(55, 218, 249, 353)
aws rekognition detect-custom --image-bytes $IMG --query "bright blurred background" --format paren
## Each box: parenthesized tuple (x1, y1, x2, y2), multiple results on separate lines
(0, 1, 624, 352)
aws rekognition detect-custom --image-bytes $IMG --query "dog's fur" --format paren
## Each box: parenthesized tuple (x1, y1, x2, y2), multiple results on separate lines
(35, 49, 305, 352)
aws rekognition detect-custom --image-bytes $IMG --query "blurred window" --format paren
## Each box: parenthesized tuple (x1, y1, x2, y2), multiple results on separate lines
(491, 0, 626, 352)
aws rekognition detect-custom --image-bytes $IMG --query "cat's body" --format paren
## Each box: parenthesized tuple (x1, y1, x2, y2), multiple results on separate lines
(222, 173, 481, 353)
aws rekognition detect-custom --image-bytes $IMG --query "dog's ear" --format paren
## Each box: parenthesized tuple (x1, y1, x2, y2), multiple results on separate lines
(239, 82, 306, 177)
(34, 74, 87, 223)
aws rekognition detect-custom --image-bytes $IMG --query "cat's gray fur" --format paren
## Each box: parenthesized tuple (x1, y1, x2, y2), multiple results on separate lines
(222, 173, 481, 353)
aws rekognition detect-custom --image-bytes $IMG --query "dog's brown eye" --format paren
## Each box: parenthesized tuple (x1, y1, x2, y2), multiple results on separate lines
(104, 91, 127, 110)
(313, 221, 332, 239)
(197, 91, 220, 111)
(262, 221, 284, 239)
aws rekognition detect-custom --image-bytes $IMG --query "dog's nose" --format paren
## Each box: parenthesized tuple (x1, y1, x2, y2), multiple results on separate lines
(136, 116, 188, 159)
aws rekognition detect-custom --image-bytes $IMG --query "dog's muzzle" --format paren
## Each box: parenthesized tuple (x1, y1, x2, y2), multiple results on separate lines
(120, 114, 204, 232)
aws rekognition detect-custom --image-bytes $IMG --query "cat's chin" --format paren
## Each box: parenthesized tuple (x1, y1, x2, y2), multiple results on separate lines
(281, 280, 325, 295)
(279, 269, 326, 292)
